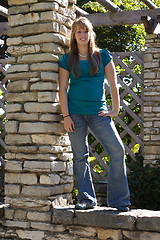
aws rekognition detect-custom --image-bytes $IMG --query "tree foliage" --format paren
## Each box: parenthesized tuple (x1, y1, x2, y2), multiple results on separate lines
(77, 0, 160, 52)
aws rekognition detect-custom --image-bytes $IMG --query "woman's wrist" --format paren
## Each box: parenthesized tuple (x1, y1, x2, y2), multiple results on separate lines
(63, 114, 70, 119)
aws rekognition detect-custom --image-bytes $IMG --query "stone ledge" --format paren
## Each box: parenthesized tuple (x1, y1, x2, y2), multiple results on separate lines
(52, 206, 160, 232)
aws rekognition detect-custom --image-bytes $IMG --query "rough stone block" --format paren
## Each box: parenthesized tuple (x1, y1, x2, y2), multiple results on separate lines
(41, 42, 64, 54)
(60, 176, 73, 184)
(8, 44, 40, 56)
(8, 22, 59, 37)
(51, 193, 72, 207)
(31, 134, 70, 146)
(60, 24, 69, 35)
(19, 53, 59, 63)
(144, 122, 152, 128)
(41, 71, 58, 82)
(7, 71, 39, 80)
(7, 64, 29, 73)
(30, 82, 57, 91)
(6, 92, 38, 102)
(151, 135, 160, 141)
(30, 62, 58, 72)
(14, 210, 27, 220)
(7, 57, 16, 64)
(5, 184, 20, 196)
(66, 161, 73, 175)
(39, 114, 61, 122)
(144, 61, 159, 69)
(21, 186, 51, 198)
(30, 2, 59, 12)
(136, 210, 160, 232)
(19, 122, 65, 134)
(7, 80, 29, 92)
(5, 134, 32, 145)
(24, 102, 60, 113)
(8, 5, 29, 15)
(8, 0, 38, 5)
(4, 208, 14, 220)
(74, 207, 136, 230)
(27, 211, 51, 222)
(144, 72, 156, 79)
(144, 146, 160, 154)
(23, 33, 67, 46)
(40, 11, 73, 28)
(23, 161, 50, 172)
(153, 107, 160, 112)
(6, 113, 39, 121)
(5, 197, 51, 211)
(49, 184, 73, 196)
(40, 174, 60, 185)
(5, 121, 18, 133)
(5, 173, 37, 185)
(123, 230, 160, 240)
(9, 13, 39, 27)
(51, 161, 66, 172)
(154, 121, 160, 127)
(31, 222, 66, 232)
(144, 106, 152, 112)
(54, 0, 68, 7)
(16, 153, 56, 161)
(5, 160, 22, 171)
(53, 207, 74, 225)
(3, 220, 30, 229)
(7, 37, 23, 46)
(69, 226, 97, 237)
(59, 153, 73, 161)
(38, 92, 59, 103)
(39, 145, 68, 153)
(16, 230, 44, 240)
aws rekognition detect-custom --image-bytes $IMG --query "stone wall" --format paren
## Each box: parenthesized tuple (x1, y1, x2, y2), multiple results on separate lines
(1, 206, 160, 240)
(143, 34, 160, 166)
(3, 0, 76, 237)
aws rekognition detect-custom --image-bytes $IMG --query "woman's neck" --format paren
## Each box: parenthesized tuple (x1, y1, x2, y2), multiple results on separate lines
(78, 46, 89, 59)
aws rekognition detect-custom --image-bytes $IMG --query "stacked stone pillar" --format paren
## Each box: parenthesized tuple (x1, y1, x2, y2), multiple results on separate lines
(143, 34, 160, 166)
(3, 0, 76, 236)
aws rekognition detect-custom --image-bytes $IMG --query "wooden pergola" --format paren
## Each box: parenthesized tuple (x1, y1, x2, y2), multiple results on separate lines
(76, 0, 160, 34)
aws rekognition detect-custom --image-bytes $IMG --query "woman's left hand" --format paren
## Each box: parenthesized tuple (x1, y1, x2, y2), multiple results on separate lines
(98, 110, 118, 117)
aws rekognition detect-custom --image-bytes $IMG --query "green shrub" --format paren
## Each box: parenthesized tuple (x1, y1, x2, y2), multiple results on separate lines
(128, 156, 160, 210)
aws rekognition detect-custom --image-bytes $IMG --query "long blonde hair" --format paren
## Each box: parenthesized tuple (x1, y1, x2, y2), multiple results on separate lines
(68, 17, 101, 76)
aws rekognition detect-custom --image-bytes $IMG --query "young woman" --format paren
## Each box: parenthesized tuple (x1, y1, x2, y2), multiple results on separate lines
(59, 17, 131, 211)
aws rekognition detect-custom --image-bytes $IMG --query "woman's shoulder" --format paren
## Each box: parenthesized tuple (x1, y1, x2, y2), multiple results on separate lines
(59, 53, 69, 61)
(99, 49, 112, 66)
(99, 48, 110, 55)
(59, 53, 70, 71)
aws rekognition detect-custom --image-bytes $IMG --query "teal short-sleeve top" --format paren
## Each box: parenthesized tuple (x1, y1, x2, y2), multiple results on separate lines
(59, 49, 112, 115)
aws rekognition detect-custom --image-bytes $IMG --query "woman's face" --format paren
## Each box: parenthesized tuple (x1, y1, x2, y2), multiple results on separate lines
(74, 27, 90, 47)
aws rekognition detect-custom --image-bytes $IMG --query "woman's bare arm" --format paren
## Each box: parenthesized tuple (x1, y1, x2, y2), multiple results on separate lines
(59, 67, 75, 132)
(98, 60, 120, 117)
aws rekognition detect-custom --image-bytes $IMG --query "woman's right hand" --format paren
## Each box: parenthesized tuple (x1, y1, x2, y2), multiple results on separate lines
(64, 116, 75, 132)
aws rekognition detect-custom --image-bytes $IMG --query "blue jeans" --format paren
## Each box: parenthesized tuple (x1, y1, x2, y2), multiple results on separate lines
(68, 114, 131, 207)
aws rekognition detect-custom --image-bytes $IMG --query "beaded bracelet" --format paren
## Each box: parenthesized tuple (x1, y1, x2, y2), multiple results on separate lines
(63, 114, 70, 118)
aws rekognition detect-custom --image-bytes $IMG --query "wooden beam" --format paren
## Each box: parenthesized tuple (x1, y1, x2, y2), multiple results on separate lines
(96, 0, 121, 12)
(0, 5, 8, 18)
(76, 6, 89, 17)
(0, 22, 10, 35)
(141, 0, 157, 9)
(141, 16, 160, 34)
(86, 8, 160, 27)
